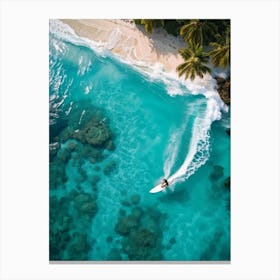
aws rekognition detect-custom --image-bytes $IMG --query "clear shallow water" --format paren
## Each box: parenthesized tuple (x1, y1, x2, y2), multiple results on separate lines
(49, 21, 230, 261)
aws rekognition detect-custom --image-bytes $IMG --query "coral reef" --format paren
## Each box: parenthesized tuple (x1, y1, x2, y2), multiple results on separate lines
(209, 165, 224, 181)
(107, 248, 122, 261)
(49, 101, 116, 261)
(130, 194, 141, 205)
(224, 176, 230, 189)
(122, 229, 160, 260)
(113, 205, 165, 260)
(103, 160, 117, 175)
(73, 119, 111, 147)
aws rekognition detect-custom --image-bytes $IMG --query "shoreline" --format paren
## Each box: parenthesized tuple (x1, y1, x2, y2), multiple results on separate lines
(58, 19, 230, 108)
(61, 19, 185, 74)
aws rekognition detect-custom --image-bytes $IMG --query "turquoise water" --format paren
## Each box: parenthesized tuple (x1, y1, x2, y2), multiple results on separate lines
(49, 21, 230, 261)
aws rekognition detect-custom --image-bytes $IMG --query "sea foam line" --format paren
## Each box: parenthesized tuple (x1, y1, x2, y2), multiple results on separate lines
(49, 19, 228, 185)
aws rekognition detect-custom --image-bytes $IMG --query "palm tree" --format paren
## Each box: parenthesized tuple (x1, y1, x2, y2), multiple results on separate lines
(139, 19, 164, 34)
(176, 42, 211, 80)
(209, 29, 230, 68)
(180, 19, 217, 45)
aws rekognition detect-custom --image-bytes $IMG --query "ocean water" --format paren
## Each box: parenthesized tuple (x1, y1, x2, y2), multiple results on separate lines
(49, 20, 230, 261)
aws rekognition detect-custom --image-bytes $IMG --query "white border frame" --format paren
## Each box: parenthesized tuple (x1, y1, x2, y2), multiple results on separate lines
(1, 0, 279, 279)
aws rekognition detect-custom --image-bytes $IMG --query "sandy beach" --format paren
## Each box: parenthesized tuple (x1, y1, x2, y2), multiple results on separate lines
(61, 19, 185, 73)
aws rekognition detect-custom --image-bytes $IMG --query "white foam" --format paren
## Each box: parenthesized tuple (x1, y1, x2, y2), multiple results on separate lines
(65, 101, 73, 116)
(169, 108, 211, 184)
(49, 19, 107, 56)
(163, 124, 185, 179)
(78, 110, 86, 125)
(84, 86, 90, 95)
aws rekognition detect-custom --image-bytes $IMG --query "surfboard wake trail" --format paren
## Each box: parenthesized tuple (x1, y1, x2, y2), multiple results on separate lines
(165, 98, 218, 187)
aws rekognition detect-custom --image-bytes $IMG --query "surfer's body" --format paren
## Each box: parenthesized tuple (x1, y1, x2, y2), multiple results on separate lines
(150, 178, 171, 193)
(161, 178, 169, 188)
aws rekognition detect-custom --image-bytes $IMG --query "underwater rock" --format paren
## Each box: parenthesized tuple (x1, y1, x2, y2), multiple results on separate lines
(89, 153, 103, 164)
(224, 176, 230, 188)
(107, 248, 122, 260)
(122, 229, 159, 260)
(69, 189, 79, 199)
(131, 207, 143, 220)
(219, 242, 230, 260)
(49, 162, 67, 189)
(119, 209, 126, 216)
(209, 165, 224, 181)
(77, 166, 88, 181)
(73, 192, 98, 217)
(121, 200, 130, 207)
(106, 236, 113, 243)
(114, 206, 165, 260)
(91, 175, 100, 184)
(103, 160, 117, 175)
(59, 216, 72, 232)
(200, 230, 224, 261)
(66, 140, 78, 151)
(94, 165, 101, 172)
(200, 248, 212, 260)
(74, 193, 91, 205)
(213, 229, 223, 243)
(57, 148, 71, 164)
(58, 197, 70, 214)
(73, 119, 111, 147)
(59, 127, 75, 143)
(68, 104, 101, 130)
(73, 191, 98, 215)
(90, 175, 100, 191)
(50, 195, 58, 210)
(226, 199, 231, 211)
(166, 244, 172, 250)
(67, 233, 90, 260)
(209, 184, 223, 200)
(49, 142, 60, 161)
(105, 139, 115, 151)
(80, 144, 103, 163)
(169, 237, 176, 245)
(80, 201, 97, 217)
(130, 194, 141, 205)
(143, 216, 158, 233)
(49, 115, 68, 143)
(56, 104, 114, 151)
(50, 231, 71, 260)
(73, 233, 89, 252)
(50, 195, 74, 260)
(74, 175, 85, 185)
(226, 128, 230, 136)
(115, 215, 139, 235)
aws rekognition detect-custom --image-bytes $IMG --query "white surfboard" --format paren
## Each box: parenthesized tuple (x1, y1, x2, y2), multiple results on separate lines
(149, 178, 175, 193)
(149, 183, 167, 193)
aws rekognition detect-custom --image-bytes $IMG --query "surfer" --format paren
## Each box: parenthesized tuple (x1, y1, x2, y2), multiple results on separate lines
(161, 178, 169, 188)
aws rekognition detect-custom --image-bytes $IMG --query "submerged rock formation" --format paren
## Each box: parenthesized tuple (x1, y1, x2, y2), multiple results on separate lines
(103, 160, 117, 175)
(73, 119, 111, 147)
(113, 206, 165, 260)
(122, 229, 160, 260)
(49, 101, 116, 261)
(209, 165, 224, 181)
